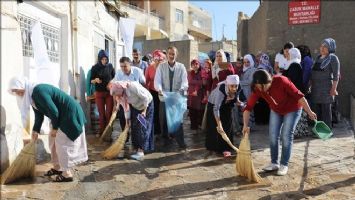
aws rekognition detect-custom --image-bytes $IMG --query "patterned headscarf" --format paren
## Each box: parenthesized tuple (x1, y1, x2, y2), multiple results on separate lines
(152, 50, 166, 62)
(110, 81, 130, 112)
(320, 38, 336, 70)
(257, 53, 273, 74)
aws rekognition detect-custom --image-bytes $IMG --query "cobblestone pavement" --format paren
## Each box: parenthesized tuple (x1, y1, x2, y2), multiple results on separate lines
(1, 118, 354, 200)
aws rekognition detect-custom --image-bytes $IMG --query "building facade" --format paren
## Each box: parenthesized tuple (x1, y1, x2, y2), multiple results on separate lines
(237, 0, 355, 118)
(1, 0, 125, 171)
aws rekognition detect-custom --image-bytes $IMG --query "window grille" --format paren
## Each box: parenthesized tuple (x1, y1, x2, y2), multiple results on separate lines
(18, 14, 60, 63)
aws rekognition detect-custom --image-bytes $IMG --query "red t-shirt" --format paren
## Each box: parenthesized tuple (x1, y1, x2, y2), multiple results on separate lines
(244, 75, 304, 115)
(145, 64, 157, 91)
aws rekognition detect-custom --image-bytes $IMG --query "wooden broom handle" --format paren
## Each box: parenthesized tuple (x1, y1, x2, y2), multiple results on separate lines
(217, 127, 239, 152)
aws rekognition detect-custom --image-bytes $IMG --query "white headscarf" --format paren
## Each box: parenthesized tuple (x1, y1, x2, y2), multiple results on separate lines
(212, 49, 227, 79)
(8, 77, 37, 128)
(225, 75, 240, 85)
(288, 48, 301, 64)
(243, 54, 255, 72)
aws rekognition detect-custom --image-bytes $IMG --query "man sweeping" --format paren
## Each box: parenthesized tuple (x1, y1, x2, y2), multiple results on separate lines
(9, 77, 88, 182)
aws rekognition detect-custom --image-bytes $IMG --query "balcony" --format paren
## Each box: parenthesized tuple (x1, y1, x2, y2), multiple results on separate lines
(188, 17, 212, 40)
(119, 1, 164, 32)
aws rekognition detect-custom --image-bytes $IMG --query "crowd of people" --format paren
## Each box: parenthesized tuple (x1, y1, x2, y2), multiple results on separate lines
(8, 37, 340, 182)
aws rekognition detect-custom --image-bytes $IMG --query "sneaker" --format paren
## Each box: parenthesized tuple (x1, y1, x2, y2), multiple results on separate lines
(130, 152, 144, 161)
(277, 165, 288, 176)
(262, 163, 280, 171)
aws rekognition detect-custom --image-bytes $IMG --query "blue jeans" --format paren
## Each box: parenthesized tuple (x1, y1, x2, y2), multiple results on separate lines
(269, 109, 302, 166)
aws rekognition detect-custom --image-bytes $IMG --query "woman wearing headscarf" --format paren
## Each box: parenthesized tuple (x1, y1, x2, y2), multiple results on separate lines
(311, 38, 340, 129)
(242, 70, 317, 176)
(283, 48, 310, 138)
(283, 48, 305, 93)
(188, 59, 204, 130)
(91, 49, 115, 137)
(297, 45, 313, 98)
(257, 53, 273, 75)
(9, 77, 88, 182)
(145, 50, 166, 136)
(211, 49, 235, 90)
(254, 53, 273, 125)
(201, 59, 213, 103)
(205, 75, 241, 157)
(240, 54, 257, 127)
(274, 42, 294, 74)
(109, 81, 154, 160)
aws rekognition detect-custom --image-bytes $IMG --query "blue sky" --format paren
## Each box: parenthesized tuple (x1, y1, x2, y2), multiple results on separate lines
(189, 1, 260, 41)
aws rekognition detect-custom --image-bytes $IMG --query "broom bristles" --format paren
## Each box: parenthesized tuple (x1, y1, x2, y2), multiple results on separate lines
(99, 109, 118, 142)
(101, 127, 129, 159)
(217, 128, 264, 183)
(1, 141, 36, 185)
(236, 134, 264, 183)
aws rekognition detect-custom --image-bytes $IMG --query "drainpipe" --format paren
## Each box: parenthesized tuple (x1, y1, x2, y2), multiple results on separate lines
(69, 0, 79, 100)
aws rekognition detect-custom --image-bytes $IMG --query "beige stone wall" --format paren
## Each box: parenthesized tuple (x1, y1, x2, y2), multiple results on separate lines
(237, 1, 355, 117)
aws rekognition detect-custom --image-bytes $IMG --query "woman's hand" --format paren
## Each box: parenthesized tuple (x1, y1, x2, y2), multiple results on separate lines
(216, 124, 224, 134)
(31, 131, 39, 141)
(242, 126, 249, 136)
(330, 88, 338, 96)
(141, 111, 146, 117)
(50, 129, 58, 137)
(307, 111, 317, 121)
(126, 120, 131, 128)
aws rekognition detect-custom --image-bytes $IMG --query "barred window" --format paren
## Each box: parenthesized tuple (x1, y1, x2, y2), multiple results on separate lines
(18, 14, 60, 63)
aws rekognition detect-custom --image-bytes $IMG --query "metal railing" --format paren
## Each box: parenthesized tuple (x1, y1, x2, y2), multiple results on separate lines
(119, 1, 165, 30)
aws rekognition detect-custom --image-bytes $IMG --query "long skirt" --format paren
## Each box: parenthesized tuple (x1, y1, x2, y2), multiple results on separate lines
(189, 108, 204, 130)
(50, 128, 88, 171)
(205, 103, 234, 153)
(130, 102, 154, 152)
(149, 90, 161, 135)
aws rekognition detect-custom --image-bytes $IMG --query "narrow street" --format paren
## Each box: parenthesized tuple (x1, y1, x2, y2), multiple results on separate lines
(1, 118, 354, 200)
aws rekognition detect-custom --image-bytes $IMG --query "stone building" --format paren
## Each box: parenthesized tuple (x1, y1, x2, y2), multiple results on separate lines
(237, 1, 355, 118)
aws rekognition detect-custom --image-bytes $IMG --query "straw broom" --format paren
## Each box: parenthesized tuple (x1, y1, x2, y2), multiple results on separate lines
(101, 126, 129, 159)
(1, 140, 36, 184)
(99, 108, 118, 143)
(217, 127, 263, 183)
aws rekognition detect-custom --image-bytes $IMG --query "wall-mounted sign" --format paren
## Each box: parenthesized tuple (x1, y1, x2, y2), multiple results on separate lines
(289, 0, 321, 25)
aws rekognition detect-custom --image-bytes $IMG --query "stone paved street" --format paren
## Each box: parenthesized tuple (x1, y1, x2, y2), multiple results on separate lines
(1, 118, 354, 200)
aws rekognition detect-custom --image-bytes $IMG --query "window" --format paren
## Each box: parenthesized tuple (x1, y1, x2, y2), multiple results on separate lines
(175, 9, 183, 23)
(18, 14, 60, 63)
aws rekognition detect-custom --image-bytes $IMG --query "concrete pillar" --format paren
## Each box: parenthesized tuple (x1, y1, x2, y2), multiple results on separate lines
(144, 0, 151, 39)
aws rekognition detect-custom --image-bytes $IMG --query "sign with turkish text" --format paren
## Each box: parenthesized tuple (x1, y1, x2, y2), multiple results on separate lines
(289, 0, 321, 25)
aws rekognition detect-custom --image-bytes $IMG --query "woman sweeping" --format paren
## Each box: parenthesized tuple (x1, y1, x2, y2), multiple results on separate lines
(109, 81, 154, 161)
(242, 70, 317, 176)
(205, 75, 241, 157)
(9, 77, 88, 182)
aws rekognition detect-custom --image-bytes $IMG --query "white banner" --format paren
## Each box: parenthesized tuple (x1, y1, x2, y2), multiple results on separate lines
(31, 21, 60, 88)
(119, 18, 136, 60)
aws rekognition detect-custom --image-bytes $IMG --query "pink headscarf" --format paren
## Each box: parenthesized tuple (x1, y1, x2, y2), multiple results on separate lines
(110, 81, 130, 112)
(152, 50, 165, 61)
